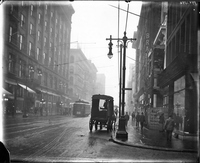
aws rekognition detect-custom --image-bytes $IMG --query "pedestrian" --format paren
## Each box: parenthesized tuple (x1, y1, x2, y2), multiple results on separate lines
(164, 115, 175, 141)
(140, 112, 145, 130)
(125, 112, 129, 127)
(131, 112, 135, 121)
(159, 113, 165, 132)
(136, 112, 140, 128)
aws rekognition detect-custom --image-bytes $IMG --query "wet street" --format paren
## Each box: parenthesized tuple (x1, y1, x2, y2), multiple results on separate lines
(3, 115, 198, 162)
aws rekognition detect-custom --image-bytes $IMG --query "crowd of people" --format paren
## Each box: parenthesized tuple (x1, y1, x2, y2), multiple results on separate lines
(123, 111, 176, 142)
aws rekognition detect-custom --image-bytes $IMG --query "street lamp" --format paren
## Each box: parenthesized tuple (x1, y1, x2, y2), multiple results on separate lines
(23, 66, 35, 118)
(106, 31, 136, 140)
(107, 35, 113, 59)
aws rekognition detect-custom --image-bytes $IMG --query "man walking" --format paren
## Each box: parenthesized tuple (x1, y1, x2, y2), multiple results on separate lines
(125, 112, 130, 127)
(140, 112, 145, 130)
(136, 112, 140, 128)
(164, 115, 175, 141)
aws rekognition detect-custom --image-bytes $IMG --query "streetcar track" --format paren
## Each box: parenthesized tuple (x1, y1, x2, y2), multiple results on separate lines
(4, 121, 68, 138)
(26, 127, 78, 158)
(4, 121, 42, 128)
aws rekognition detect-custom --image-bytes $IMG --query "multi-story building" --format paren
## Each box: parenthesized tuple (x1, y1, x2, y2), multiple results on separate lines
(133, 2, 198, 134)
(69, 49, 97, 102)
(3, 1, 74, 116)
(133, 2, 163, 122)
(157, 2, 198, 134)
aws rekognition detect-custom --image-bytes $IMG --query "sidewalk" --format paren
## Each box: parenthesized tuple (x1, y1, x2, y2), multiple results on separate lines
(111, 119, 197, 153)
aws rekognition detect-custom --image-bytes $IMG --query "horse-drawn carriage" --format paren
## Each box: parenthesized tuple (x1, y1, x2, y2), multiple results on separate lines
(89, 94, 116, 132)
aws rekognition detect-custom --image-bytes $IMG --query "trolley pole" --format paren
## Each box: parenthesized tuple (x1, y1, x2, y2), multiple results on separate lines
(106, 32, 136, 139)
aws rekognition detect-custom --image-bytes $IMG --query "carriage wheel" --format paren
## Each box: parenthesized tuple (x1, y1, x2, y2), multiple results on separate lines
(100, 123, 102, 130)
(89, 119, 93, 131)
(107, 122, 111, 132)
(95, 122, 98, 130)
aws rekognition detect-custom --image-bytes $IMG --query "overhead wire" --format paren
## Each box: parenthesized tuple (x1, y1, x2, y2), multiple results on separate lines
(118, 0, 120, 84)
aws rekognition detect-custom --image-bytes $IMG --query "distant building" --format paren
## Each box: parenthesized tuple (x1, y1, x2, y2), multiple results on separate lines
(95, 73, 106, 95)
(3, 1, 74, 116)
(126, 64, 135, 114)
(69, 49, 97, 102)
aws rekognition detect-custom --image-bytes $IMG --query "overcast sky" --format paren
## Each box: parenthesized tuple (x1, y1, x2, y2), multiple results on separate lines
(70, 1, 142, 105)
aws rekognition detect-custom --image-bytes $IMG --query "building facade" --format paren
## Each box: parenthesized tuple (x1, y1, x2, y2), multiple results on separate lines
(133, 2, 198, 134)
(3, 1, 75, 116)
(69, 49, 97, 103)
(126, 63, 135, 114)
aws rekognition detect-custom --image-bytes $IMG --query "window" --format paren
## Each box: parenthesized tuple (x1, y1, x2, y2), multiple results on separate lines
(8, 54, 14, 73)
(54, 61, 56, 70)
(49, 57, 52, 67)
(36, 48, 40, 60)
(9, 26, 12, 42)
(43, 53, 46, 64)
(29, 42, 32, 56)
(60, 22, 62, 29)
(37, 30, 40, 41)
(38, 14, 41, 24)
(45, 21, 47, 31)
(30, 5, 33, 16)
(20, 14, 25, 27)
(19, 60, 22, 77)
(30, 23, 33, 35)
(19, 35, 23, 50)
(50, 75, 53, 88)
(44, 37, 46, 47)
(45, 5, 48, 14)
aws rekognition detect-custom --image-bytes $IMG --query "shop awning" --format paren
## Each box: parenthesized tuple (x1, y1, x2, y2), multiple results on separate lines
(40, 89, 59, 96)
(18, 83, 36, 93)
(63, 95, 71, 100)
(2, 88, 12, 95)
(5, 80, 18, 85)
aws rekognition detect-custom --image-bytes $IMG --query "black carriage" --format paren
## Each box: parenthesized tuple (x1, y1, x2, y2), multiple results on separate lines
(89, 94, 115, 132)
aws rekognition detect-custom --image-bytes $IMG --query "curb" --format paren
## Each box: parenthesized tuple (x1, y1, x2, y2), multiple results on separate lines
(110, 134, 197, 153)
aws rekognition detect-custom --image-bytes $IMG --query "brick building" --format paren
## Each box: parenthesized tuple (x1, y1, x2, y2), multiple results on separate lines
(3, 1, 74, 116)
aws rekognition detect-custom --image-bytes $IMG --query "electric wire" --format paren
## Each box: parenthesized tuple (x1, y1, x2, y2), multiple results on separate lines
(118, 0, 120, 84)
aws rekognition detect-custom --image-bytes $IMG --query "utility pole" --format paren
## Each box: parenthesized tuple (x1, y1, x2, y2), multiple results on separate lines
(106, 31, 136, 139)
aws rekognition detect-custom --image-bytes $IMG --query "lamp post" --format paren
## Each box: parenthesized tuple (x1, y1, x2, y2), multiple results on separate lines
(106, 31, 136, 139)
(41, 98, 45, 116)
(23, 66, 34, 118)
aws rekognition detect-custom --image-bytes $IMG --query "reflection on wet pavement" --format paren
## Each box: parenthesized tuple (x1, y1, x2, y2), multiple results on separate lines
(119, 119, 197, 151)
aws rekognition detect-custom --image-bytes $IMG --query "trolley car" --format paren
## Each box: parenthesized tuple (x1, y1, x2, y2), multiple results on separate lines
(73, 100, 90, 117)
(89, 94, 116, 132)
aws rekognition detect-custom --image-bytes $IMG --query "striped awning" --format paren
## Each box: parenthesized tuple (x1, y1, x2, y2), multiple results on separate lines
(2, 88, 12, 95)
(18, 83, 36, 93)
